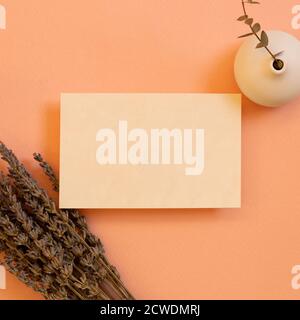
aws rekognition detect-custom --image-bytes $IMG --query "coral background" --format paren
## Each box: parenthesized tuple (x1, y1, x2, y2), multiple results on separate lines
(0, 0, 300, 299)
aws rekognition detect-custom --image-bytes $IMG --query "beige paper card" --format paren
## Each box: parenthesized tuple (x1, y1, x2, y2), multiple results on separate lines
(60, 93, 241, 208)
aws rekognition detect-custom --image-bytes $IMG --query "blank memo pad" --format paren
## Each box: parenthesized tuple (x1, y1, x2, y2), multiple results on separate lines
(60, 93, 241, 208)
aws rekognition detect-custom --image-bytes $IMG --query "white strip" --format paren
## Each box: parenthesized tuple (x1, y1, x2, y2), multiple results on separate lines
(0, 5, 6, 30)
(0, 266, 6, 289)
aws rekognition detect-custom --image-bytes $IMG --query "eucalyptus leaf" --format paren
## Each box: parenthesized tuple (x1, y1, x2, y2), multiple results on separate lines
(238, 32, 254, 38)
(260, 30, 269, 47)
(252, 23, 261, 33)
(245, 18, 253, 26)
(237, 15, 248, 21)
(274, 51, 284, 57)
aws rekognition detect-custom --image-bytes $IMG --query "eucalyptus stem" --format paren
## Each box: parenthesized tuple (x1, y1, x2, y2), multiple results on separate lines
(238, 0, 283, 64)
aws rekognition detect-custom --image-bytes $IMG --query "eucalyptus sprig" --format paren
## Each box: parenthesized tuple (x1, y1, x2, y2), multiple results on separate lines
(237, 0, 284, 70)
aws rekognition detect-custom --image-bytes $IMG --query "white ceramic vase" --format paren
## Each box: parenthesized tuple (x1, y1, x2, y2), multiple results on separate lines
(234, 30, 300, 107)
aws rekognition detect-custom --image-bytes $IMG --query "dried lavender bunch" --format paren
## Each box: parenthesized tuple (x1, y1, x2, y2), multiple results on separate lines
(0, 142, 134, 300)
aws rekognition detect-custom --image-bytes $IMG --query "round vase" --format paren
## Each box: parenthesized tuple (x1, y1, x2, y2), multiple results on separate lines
(234, 30, 300, 107)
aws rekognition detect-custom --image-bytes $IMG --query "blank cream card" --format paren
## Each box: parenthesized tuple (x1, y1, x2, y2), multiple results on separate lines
(60, 93, 241, 208)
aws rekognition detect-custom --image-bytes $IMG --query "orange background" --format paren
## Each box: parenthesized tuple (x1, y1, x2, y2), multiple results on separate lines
(0, 0, 300, 299)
